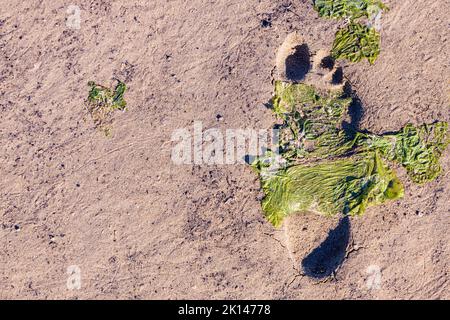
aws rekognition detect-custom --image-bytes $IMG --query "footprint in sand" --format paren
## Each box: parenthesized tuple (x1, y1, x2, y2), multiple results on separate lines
(283, 214, 350, 279)
(274, 33, 352, 278)
(275, 31, 344, 92)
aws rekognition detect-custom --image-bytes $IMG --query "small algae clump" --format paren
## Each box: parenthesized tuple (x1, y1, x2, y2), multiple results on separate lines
(313, 0, 387, 19)
(313, 0, 388, 64)
(86, 80, 127, 135)
(331, 23, 381, 64)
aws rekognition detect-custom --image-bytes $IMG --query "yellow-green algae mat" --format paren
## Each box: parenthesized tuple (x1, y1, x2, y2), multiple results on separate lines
(251, 81, 449, 227)
(313, 0, 389, 64)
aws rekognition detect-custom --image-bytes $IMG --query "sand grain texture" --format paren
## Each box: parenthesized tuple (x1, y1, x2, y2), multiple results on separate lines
(0, 0, 449, 299)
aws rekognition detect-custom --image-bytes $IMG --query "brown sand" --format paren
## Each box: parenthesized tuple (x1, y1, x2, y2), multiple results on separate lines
(1, 0, 449, 299)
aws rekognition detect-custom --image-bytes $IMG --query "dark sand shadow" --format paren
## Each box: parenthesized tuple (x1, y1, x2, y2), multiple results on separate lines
(301, 216, 350, 278)
(342, 81, 364, 134)
(285, 44, 310, 82)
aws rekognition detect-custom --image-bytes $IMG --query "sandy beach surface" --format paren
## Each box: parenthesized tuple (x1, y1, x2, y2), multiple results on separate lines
(1, 0, 449, 299)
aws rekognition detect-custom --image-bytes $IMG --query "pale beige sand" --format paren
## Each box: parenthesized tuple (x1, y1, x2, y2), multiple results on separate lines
(1, 0, 449, 299)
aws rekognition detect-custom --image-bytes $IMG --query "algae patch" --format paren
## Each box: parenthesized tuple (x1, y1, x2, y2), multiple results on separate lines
(86, 80, 127, 135)
(313, 0, 386, 19)
(252, 81, 449, 227)
(313, 0, 388, 64)
(254, 151, 403, 227)
(331, 23, 380, 64)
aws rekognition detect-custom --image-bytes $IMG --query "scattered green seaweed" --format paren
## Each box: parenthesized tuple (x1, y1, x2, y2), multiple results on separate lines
(331, 23, 380, 64)
(253, 151, 403, 227)
(313, 0, 386, 19)
(359, 122, 450, 183)
(86, 80, 127, 135)
(313, 0, 387, 64)
(273, 81, 354, 160)
(252, 81, 449, 227)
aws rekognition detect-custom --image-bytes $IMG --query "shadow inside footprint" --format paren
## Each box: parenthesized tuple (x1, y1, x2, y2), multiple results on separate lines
(301, 216, 350, 278)
(285, 44, 310, 82)
(320, 56, 335, 70)
(332, 66, 343, 85)
(342, 82, 365, 136)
